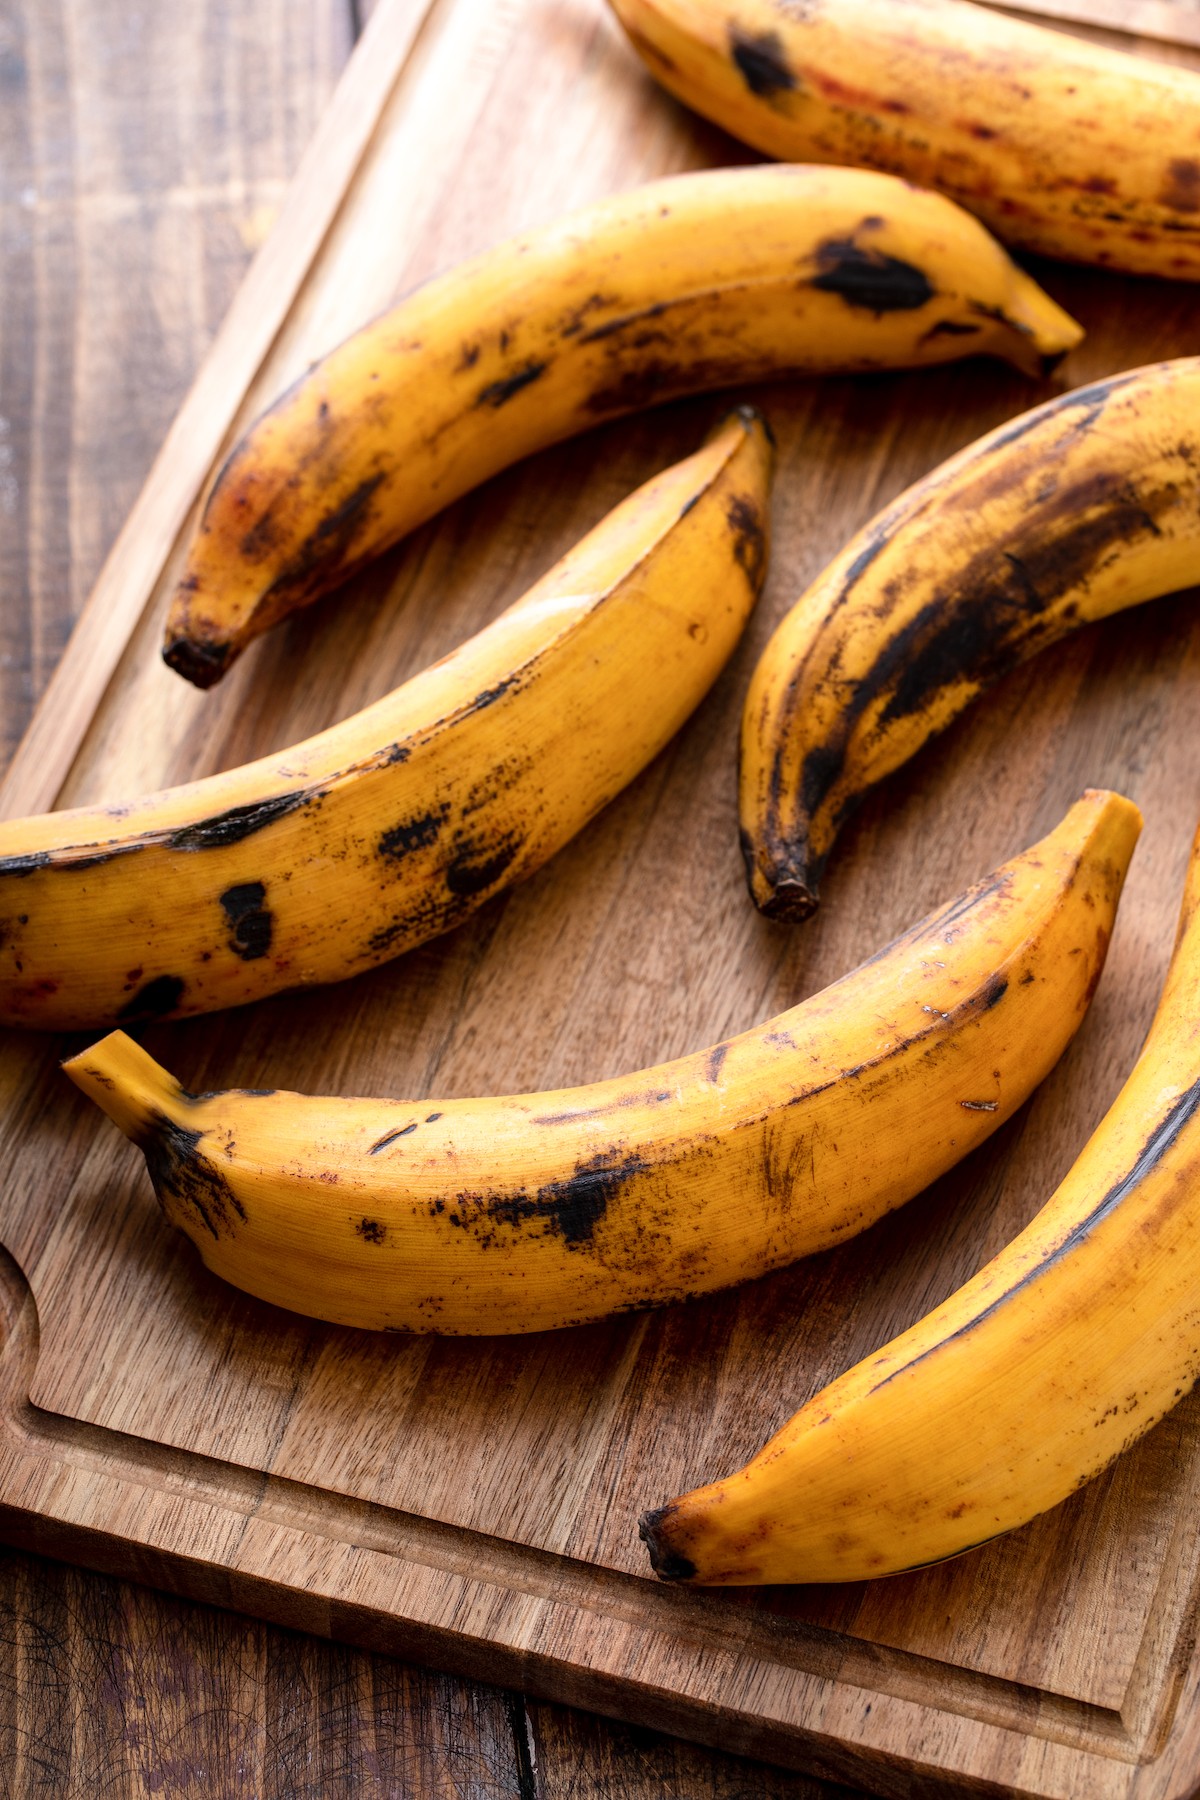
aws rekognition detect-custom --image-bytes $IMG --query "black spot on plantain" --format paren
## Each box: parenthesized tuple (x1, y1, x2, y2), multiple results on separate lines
(254, 474, 386, 612)
(729, 24, 797, 97)
(875, 487, 1170, 730)
(117, 974, 185, 1022)
(795, 741, 844, 830)
(365, 899, 449, 956)
(1163, 158, 1200, 213)
(378, 806, 448, 862)
(726, 495, 767, 589)
(356, 1218, 387, 1244)
(363, 849, 523, 955)
(812, 238, 934, 313)
(445, 838, 521, 897)
(369, 1123, 417, 1154)
(534, 1090, 668, 1128)
(220, 880, 273, 960)
(56, 843, 145, 872)
(782, 453, 1176, 856)
(584, 355, 747, 419)
(170, 790, 312, 850)
(981, 372, 1135, 461)
(303, 472, 383, 552)
(138, 1110, 245, 1240)
(919, 319, 983, 344)
(475, 359, 548, 408)
(837, 529, 891, 599)
(706, 1041, 730, 1083)
(559, 292, 621, 338)
(579, 301, 669, 346)
(464, 672, 522, 714)
(183, 1087, 275, 1102)
(0, 851, 51, 878)
(483, 1149, 651, 1248)
(239, 508, 283, 560)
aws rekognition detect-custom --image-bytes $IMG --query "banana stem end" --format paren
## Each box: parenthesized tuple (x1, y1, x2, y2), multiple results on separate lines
(742, 833, 822, 922)
(639, 1506, 699, 1583)
(62, 1031, 184, 1145)
(162, 634, 234, 689)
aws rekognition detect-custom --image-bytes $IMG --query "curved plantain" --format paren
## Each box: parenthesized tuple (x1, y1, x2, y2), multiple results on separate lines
(641, 808, 1200, 1588)
(0, 410, 772, 1029)
(64, 790, 1138, 1335)
(740, 359, 1200, 922)
(162, 164, 1080, 686)
(608, 0, 1200, 279)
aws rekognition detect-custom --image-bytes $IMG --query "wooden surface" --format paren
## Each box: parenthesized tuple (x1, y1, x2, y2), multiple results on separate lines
(0, 2, 863, 1794)
(5, 0, 1200, 1795)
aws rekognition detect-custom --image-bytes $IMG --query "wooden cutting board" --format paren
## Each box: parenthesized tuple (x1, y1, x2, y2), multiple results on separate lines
(3, 0, 1200, 1793)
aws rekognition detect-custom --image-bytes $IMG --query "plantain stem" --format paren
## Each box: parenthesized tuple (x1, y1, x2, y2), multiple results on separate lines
(62, 1031, 182, 1145)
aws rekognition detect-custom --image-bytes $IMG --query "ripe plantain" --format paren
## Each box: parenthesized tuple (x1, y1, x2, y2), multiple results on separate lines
(0, 410, 772, 1029)
(640, 808, 1200, 1589)
(740, 359, 1200, 922)
(163, 164, 1080, 686)
(608, 0, 1200, 279)
(64, 790, 1138, 1335)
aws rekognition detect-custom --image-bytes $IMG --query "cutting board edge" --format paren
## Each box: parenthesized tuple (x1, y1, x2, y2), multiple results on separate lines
(0, 1244, 1195, 1800)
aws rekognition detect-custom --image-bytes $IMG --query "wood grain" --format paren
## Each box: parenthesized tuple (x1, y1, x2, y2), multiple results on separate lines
(0, 1538, 878, 1798)
(0, 1546, 531, 1799)
(987, 0, 1200, 51)
(0, 1, 865, 1792)
(6, 0, 1200, 1793)
(0, 0, 354, 779)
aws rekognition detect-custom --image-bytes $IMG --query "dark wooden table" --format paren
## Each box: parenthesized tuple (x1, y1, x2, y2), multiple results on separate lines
(0, 3, 867, 1792)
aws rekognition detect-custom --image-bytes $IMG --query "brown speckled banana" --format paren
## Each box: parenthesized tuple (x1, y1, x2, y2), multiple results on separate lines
(0, 411, 771, 1029)
(163, 164, 1080, 686)
(609, 0, 1200, 278)
(640, 806, 1200, 1589)
(740, 359, 1200, 922)
(64, 791, 1137, 1335)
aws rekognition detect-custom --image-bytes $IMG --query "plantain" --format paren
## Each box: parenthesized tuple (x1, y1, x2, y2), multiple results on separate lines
(0, 411, 772, 1029)
(64, 791, 1137, 1335)
(740, 359, 1200, 922)
(608, 0, 1200, 279)
(162, 164, 1080, 686)
(640, 807, 1200, 1588)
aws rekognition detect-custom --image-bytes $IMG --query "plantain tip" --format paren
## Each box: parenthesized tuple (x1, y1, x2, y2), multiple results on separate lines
(639, 1506, 697, 1582)
(709, 403, 777, 474)
(740, 829, 822, 922)
(728, 402, 776, 449)
(756, 877, 820, 923)
(162, 635, 234, 689)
